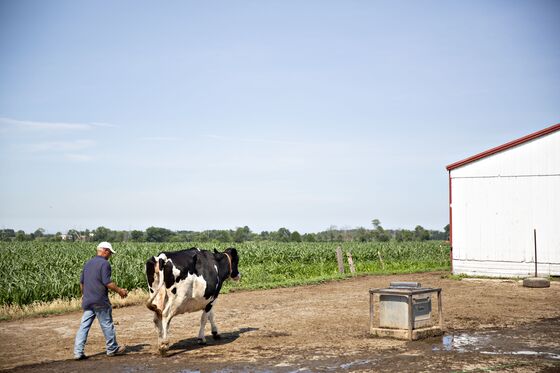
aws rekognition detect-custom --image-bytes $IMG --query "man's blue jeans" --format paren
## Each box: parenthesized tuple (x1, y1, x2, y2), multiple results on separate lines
(74, 306, 119, 357)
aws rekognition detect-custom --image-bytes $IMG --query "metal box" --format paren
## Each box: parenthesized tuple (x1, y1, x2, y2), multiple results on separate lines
(369, 283, 443, 340)
(379, 295, 432, 329)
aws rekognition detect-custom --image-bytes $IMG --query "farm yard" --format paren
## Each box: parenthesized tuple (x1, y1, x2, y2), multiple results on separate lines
(0, 242, 559, 372)
(0, 272, 559, 372)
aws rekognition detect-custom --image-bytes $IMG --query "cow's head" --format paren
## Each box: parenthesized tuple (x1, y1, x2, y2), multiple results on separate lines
(224, 247, 241, 281)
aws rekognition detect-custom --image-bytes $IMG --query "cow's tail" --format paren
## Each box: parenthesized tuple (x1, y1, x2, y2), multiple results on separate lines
(146, 283, 165, 312)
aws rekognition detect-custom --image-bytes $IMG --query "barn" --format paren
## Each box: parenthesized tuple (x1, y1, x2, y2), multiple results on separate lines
(446, 123, 560, 277)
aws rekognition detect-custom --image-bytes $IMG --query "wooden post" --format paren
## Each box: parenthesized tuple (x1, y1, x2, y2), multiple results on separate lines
(378, 250, 385, 269)
(347, 251, 356, 274)
(437, 289, 443, 330)
(336, 247, 345, 274)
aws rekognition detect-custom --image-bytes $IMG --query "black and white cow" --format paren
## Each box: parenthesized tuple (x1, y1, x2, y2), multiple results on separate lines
(145, 247, 240, 355)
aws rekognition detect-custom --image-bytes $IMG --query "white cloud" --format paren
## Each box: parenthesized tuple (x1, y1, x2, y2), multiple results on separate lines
(138, 136, 183, 141)
(203, 134, 319, 147)
(27, 140, 95, 153)
(90, 122, 118, 128)
(0, 117, 115, 131)
(64, 153, 94, 162)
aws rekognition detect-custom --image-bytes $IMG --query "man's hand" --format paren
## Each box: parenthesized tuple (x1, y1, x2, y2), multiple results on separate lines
(107, 282, 128, 298)
(118, 288, 128, 298)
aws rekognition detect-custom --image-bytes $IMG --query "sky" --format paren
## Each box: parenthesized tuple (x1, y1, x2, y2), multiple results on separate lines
(0, 0, 559, 234)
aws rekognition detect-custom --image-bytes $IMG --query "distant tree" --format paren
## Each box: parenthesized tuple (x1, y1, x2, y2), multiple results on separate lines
(234, 226, 252, 243)
(168, 233, 187, 242)
(67, 229, 83, 241)
(0, 229, 16, 241)
(33, 228, 45, 238)
(194, 231, 210, 242)
(216, 230, 232, 243)
(371, 219, 391, 242)
(83, 229, 91, 241)
(302, 233, 316, 242)
(146, 227, 173, 242)
(112, 230, 128, 242)
(275, 227, 291, 242)
(374, 230, 391, 242)
(15, 230, 28, 241)
(395, 229, 413, 242)
(414, 225, 430, 241)
(444, 224, 450, 241)
(355, 227, 371, 242)
(326, 225, 338, 242)
(94, 226, 112, 241)
(290, 231, 302, 242)
(130, 230, 145, 242)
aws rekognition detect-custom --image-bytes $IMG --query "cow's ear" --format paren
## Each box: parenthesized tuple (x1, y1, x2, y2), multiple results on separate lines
(214, 249, 219, 254)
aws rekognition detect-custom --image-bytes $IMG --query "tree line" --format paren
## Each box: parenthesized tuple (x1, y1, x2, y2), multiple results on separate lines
(0, 220, 449, 243)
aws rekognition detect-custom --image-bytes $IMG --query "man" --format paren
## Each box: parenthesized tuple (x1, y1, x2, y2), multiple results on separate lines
(74, 241, 128, 360)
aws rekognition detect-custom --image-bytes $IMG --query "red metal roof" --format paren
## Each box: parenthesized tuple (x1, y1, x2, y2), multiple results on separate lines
(446, 123, 560, 171)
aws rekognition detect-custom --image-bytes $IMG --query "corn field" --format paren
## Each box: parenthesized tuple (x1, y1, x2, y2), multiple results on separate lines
(0, 241, 450, 306)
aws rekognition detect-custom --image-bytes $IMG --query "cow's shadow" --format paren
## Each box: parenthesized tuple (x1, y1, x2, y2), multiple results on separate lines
(166, 327, 259, 357)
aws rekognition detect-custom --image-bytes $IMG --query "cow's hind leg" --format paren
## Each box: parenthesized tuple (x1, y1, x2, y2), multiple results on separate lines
(198, 302, 220, 344)
(207, 305, 220, 340)
(197, 310, 209, 345)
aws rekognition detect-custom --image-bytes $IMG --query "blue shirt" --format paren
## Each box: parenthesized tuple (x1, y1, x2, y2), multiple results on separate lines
(80, 255, 112, 310)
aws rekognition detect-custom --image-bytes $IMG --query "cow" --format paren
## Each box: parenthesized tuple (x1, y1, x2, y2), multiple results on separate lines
(145, 247, 240, 355)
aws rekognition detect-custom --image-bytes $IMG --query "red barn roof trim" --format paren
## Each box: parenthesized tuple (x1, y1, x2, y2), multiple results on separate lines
(446, 123, 560, 171)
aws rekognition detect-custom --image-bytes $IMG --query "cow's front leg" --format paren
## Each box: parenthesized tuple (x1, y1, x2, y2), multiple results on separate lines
(158, 316, 172, 355)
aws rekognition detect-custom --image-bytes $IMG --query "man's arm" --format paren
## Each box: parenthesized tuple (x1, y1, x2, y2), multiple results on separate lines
(101, 261, 128, 298)
(80, 269, 84, 295)
(106, 282, 128, 298)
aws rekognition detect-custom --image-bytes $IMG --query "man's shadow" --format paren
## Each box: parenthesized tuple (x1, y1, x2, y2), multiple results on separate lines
(165, 327, 259, 357)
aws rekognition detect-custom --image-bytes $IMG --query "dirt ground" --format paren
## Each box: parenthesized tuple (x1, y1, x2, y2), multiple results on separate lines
(1, 272, 559, 372)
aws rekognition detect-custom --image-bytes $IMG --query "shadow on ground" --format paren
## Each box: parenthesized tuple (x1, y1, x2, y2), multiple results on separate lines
(166, 327, 259, 357)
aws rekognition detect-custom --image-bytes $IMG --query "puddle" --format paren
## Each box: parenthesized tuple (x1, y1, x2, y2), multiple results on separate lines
(432, 331, 560, 361)
(481, 351, 560, 360)
(434, 332, 493, 352)
(337, 359, 373, 370)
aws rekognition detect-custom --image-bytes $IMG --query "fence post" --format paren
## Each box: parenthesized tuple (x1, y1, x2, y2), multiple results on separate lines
(336, 247, 345, 273)
(347, 251, 356, 274)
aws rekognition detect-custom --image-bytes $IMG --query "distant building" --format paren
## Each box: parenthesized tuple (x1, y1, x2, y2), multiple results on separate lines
(446, 123, 560, 277)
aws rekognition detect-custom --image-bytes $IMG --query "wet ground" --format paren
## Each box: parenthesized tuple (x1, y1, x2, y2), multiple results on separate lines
(1, 273, 559, 372)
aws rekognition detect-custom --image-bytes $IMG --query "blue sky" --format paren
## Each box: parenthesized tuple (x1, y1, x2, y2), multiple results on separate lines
(1, 0, 559, 234)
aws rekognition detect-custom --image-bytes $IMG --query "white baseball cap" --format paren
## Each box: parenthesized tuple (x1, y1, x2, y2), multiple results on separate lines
(97, 241, 116, 253)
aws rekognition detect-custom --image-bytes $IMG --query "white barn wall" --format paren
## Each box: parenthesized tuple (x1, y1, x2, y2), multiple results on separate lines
(450, 130, 560, 277)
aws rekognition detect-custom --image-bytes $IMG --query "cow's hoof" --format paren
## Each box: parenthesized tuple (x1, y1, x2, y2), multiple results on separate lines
(197, 338, 207, 345)
(212, 332, 221, 340)
(158, 343, 169, 356)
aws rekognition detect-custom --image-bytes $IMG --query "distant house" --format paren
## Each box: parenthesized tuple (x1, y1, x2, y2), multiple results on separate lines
(446, 123, 560, 277)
